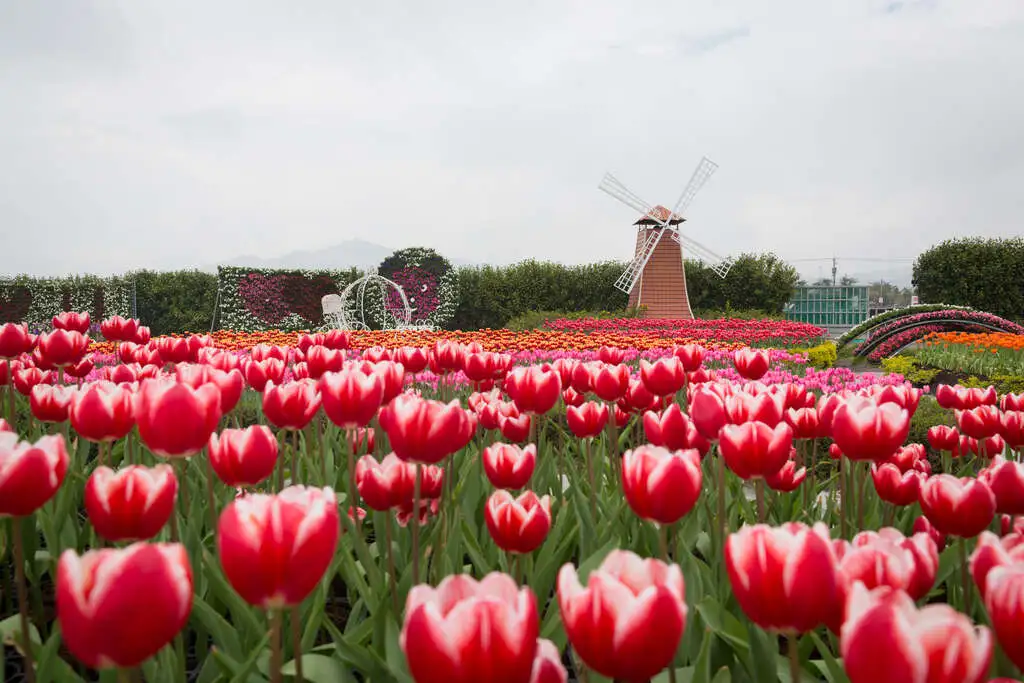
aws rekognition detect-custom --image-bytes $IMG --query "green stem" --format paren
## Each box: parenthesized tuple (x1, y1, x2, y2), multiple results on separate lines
(386, 513, 400, 616)
(270, 609, 283, 683)
(960, 537, 972, 616)
(205, 450, 217, 534)
(839, 457, 848, 539)
(788, 633, 801, 683)
(585, 438, 597, 521)
(13, 518, 35, 683)
(412, 464, 422, 585)
(755, 478, 766, 523)
(291, 605, 303, 683)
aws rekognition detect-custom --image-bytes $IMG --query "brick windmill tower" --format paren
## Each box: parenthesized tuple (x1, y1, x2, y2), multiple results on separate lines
(599, 156, 733, 320)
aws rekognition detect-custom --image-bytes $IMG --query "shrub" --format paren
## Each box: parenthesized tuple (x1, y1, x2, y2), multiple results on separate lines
(913, 237, 1024, 320)
(791, 341, 838, 368)
(132, 270, 219, 336)
(881, 355, 919, 376)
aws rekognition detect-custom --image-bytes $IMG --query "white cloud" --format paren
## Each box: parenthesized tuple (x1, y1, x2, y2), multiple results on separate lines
(1, 0, 1022, 283)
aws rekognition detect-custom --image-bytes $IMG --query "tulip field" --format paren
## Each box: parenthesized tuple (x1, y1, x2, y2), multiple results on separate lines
(4, 313, 1024, 683)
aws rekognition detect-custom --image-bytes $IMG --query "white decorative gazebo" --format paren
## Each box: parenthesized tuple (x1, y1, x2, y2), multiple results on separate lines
(321, 270, 434, 331)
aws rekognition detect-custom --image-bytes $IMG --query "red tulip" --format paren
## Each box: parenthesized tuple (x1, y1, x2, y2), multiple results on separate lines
(154, 337, 192, 364)
(689, 387, 728, 440)
(14, 367, 53, 398)
(296, 333, 324, 353)
(969, 531, 1024, 600)
(52, 311, 91, 334)
(956, 405, 1002, 440)
(871, 463, 924, 506)
(401, 572, 539, 683)
(99, 315, 139, 343)
(719, 422, 793, 480)
(935, 384, 961, 410)
(1000, 411, 1024, 449)
(913, 515, 947, 551)
(621, 445, 703, 524)
(785, 406, 820, 439)
(733, 347, 770, 381)
(37, 329, 89, 367)
(831, 397, 910, 462)
(875, 384, 921, 415)
(829, 529, 937, 629)
(925, 424, 959, 453)
(358, 360, 404, 404)
(840, 583, 991, 683)
(613, 405, 631, 429)
(0, 322, 34, 359)
(766, 457, 806, 492)
(499, 412, 532, 443)
(529, 639, 568, 683)
(69, 381, 136, 443)
(725, 522, 841, 633)
(505, 366, 562, 415)
(250, 343, 289, 363)
(262, 379, 321, 430)
(983, 563, 1024, 672)
(566, 401, 608, 439)
(482, 443, 536, 490)
(623, 378, 659, 413)
(561, 387, 585, 407)
(920, 474, 996, 538)
(395, 346, 428, 374)
(85, 465, 178, 541)
(29, 383, 75, 423)
(319, 368, 383, 428)
(816, 393, 845, 437)
(558, 550, 687, 681)
(1001, 392, 1024, 412)
(356, 453, 422, 510)
(132, 326, 151, 344)
(979, 456, 1024, 515)
(176, 364, 244, 414)
(568, 361, 594, 394)
(135, 379, 222, 457)
(208, 426, 278, 487)
(217, 486, 339, 607)
(65, 357, 95, 379)
(673, 343, 705, 372)
(0, 433, 69, 516)
(485, 490, 552, 554)
(639, 357, 686, 396)
(643, 404, 708, 454)
(380, 394, 474, 464)
(305, 346, 346, 379)
(243, 358, 286, 392)
(56, 543, 193, 669)
(323, 329, 351, 350)
(724, 391, 784, 427)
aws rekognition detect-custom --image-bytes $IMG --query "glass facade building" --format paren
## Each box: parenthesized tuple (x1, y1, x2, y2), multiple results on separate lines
(783, 286, 870, 328)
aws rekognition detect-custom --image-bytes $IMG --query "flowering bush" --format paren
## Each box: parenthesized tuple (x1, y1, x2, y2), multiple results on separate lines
(217, 266, 360, 332)
(367, 247, 459, 329)
(857, 310, 1024, 360)
(0, 275, 131, 328)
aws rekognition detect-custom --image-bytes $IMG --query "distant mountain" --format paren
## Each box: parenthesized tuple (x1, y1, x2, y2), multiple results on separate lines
(206, 239, 475, 273)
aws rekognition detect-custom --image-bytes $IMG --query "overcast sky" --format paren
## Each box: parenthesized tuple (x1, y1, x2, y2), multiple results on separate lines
(1, 0, 1022, 278)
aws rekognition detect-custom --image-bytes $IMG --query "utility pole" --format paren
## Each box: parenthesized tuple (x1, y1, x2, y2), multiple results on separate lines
(831, 256, 837, 286)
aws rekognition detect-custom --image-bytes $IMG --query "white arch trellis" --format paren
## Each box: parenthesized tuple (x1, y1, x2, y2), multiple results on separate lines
(321, 272, 435, 331)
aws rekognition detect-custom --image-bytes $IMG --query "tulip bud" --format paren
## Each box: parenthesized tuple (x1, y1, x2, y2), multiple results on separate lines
(208, 426, 279, 488)
(0, 432, 69, 516)
(485, 490, 552, 554)
(85, 465, 178, 542)
(482, 442, 537, 490)
(57, 543, 193, 669)
(621, 445, 703, 524)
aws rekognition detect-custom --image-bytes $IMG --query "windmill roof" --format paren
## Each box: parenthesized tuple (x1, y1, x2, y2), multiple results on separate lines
(634, 205, 685, 226)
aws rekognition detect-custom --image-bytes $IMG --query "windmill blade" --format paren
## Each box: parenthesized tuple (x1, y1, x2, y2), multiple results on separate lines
(615, 228, 667, 293)
(668, 156, 718, 220)
(599, 172, 669, 226)
(671, 230, 733, 278)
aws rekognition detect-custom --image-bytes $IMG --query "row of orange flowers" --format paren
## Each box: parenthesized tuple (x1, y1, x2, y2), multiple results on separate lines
(89, 329, 748, 356)
(923, 331, 1024, 352)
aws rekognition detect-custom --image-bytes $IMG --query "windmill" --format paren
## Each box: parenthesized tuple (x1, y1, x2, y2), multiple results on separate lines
(599, 156, 733, 320)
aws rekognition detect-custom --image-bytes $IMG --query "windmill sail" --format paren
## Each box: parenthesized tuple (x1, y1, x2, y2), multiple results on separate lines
(671, 230, 733, 278)
(614, 228, 666, 293)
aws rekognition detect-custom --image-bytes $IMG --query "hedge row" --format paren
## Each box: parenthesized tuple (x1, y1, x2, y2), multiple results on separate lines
(913, 236, 1024, 321)
(2, 252, 799, 334)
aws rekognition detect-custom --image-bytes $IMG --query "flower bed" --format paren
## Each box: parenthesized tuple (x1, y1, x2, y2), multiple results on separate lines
(917, 331, 1024, 377)
(8, 314, 1024, 682)
(539, 316, 827, 347)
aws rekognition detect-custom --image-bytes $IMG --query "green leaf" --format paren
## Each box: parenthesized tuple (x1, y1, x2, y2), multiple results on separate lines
(192, 592, 244, 660)
(281, 654, 357, 683)
(695, 598, 750, 656)
(384, 616, 413, 683)
(807, 631, 849, 683)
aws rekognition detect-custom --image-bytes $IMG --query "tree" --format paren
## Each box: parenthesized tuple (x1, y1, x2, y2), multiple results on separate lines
(913, 237, 1024, 320)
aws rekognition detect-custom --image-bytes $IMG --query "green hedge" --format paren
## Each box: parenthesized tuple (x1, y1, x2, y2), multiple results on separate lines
(132, 270, 219, 336)
(0, 275, 132, 329)
(913, 237, 1024, 320)
(2, 251, 800, 334)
